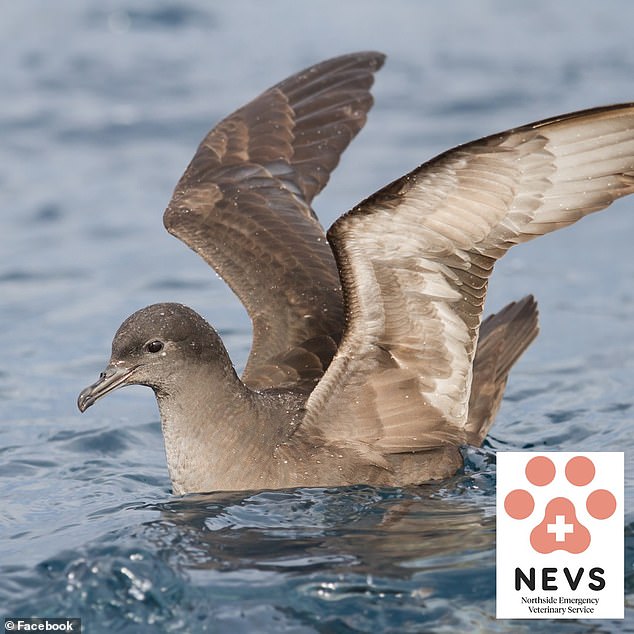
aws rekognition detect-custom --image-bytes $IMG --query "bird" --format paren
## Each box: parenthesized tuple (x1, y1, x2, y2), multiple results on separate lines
(77, 51, 634, 494)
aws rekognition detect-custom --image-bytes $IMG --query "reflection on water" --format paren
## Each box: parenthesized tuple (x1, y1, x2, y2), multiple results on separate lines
(15, 467, 501, 631)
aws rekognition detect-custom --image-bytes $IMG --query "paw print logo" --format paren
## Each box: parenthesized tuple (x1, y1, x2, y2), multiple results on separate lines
(503, 455, 617, 554)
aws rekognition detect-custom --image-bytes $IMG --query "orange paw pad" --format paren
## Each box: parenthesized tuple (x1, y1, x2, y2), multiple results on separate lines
(503, 456, 617, 554)
(530, 497, 590, 554)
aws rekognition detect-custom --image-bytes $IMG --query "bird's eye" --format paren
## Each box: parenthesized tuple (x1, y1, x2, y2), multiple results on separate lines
(146, 340, 164, 353)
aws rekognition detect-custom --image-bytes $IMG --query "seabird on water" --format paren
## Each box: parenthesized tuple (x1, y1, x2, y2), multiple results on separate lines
(78, 52, 634, 494)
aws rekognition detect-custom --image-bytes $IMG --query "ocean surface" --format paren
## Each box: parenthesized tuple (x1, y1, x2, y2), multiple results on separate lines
(1, 1, 633, 632)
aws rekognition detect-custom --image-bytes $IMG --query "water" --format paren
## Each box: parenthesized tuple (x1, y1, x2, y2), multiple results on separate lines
(1, 1, 633, 631)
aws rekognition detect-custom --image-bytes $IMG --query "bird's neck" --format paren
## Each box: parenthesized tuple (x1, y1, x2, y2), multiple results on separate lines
(154, 365, 292, 494)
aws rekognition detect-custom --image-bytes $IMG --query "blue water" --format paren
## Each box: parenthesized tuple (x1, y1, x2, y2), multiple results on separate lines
(1, 1, 633, 631)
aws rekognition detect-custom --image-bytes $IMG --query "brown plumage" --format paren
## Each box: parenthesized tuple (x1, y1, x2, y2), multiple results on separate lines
(78, 52, 634, 494)
(163, 53, 385, 390)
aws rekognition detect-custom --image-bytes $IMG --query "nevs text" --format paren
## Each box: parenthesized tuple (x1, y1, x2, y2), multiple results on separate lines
(515, 567, 605, 591)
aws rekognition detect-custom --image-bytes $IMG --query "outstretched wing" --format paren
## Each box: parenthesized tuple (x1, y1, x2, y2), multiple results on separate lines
(163, 52, 385, 388)
(303, 104, 634, 458)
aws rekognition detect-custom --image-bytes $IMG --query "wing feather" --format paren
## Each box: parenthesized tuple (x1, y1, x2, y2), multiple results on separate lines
(163, 52, 385, 389)
(302, 104, 634, 454)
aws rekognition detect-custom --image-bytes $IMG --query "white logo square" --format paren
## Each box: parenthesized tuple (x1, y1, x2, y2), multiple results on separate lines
(496, 452, 624, 619)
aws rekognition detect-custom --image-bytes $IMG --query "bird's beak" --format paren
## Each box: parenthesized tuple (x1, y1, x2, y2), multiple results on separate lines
(77, 363, 138, 412)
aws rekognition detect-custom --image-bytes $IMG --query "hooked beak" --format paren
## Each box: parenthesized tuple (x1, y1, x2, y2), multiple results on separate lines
(77, 364, 138, 412)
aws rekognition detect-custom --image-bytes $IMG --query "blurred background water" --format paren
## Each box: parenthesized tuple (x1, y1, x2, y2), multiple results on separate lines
(1, 1, 633, 631)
